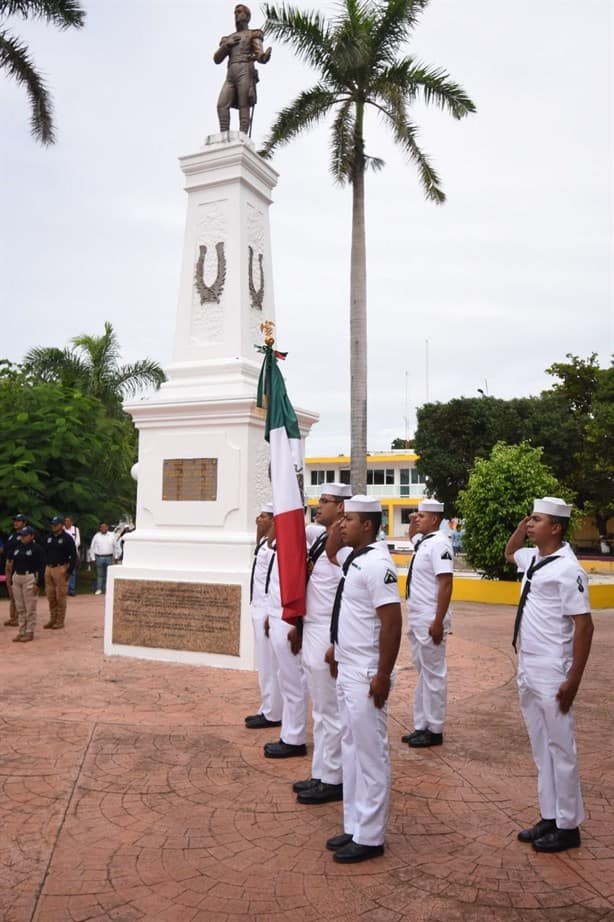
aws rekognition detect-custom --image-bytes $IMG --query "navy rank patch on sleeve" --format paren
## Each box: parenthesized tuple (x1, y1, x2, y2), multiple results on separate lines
(384, 569, 397, 584)
(441, 550, 452, 560)
(577, 576, 584, 593)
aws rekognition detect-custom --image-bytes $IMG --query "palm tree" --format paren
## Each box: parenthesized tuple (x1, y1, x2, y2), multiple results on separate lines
(23, 321, 166, 414)
(261, 0, 475, 492)
(0, 0, 85, 145)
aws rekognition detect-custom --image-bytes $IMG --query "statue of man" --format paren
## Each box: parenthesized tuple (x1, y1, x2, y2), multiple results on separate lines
(214, 4, 272, 135)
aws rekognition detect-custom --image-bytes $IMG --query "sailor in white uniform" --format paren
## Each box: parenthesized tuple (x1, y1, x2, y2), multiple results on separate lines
(505, 496, 594, 853)
(244, 504, 283, 730)
(325, 496, 402, 863)
(403, 499, 453, 748)
(262, 518, 309, 759)
(293, 483, 352, 805)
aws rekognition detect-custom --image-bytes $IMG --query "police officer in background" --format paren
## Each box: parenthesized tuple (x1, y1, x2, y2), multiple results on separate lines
(325, 496, 402, 863)
(11, 525, 46, 643)
(44, 516, 77, 630)
(4, 513, 28, 627)
(244, 503, 282, 730)
(403, 498, 454, 748)
(505, 497, 593, 853)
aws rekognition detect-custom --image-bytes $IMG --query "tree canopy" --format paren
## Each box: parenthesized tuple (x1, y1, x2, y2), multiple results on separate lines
(0, 0, 85, 144)
(0, 363, 136, 535)
(457, 442, 569, 580)
(23, 321, 166, 416)
(261, 0, 475, 491)
(414, 354, 613, 527)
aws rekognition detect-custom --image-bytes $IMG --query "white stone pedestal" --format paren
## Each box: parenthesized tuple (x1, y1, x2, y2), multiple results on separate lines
(104, 133, 318, 670)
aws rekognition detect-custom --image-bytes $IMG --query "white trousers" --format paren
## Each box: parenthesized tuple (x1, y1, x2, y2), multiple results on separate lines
(268, 615, 308, 745)
(336, 664, 390, 846)
(251, 607, 282, 722)
(302, 618, 342, 784)
(409, 623, 447, 733)
(518, 653, 584, 829)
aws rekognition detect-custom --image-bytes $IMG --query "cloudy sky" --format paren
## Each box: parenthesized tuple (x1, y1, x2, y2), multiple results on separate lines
(1, 0, 612, 455)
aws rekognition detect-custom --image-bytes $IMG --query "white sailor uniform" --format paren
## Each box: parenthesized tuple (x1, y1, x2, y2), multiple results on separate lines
(514, 543, 590, 829)
(334, 542, 400, 846)
(266, 541, 308, 746)
(407, 531, 454, 734)
(251, 537, 282, 722)
(303, 535, 351, 785)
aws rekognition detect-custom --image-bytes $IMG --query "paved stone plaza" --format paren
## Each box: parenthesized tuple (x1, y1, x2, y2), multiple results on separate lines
(1, 595, 612, 921)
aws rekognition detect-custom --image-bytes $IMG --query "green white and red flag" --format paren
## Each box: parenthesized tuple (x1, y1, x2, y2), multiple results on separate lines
(256, 343, 306, 624)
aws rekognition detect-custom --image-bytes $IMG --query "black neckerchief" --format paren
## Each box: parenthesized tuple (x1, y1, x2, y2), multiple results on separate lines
(405, 532, 436, 600)
(250, 537, 268, 603)
(306, 531, 328, 582)
(512, 554, 560, 652)
(330, 545, 375, 644)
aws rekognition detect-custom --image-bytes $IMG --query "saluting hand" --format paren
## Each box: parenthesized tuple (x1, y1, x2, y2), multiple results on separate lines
(369, 672, 391, 709)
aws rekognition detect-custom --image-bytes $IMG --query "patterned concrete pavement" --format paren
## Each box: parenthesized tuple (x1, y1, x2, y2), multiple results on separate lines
(1, 595, 612, 922)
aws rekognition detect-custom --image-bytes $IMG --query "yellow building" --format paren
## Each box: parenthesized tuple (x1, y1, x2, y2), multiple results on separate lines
(304, 451, 425, 537)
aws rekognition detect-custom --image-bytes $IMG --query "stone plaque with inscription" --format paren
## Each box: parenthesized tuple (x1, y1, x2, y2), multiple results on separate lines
(113, 579, 240, 655)
(162, 458, 218, 501)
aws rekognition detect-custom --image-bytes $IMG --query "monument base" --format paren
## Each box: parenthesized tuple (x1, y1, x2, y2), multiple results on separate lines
(104, 560, 252, 670)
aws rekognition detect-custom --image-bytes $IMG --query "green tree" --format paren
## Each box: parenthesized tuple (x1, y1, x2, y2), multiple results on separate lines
(23, 321, 166, 416)
(457, 441, 570, 581)
(414, 393, 581, 515)
(261, 0, 475, 491)
(0, 0, 85, 144)
(0, 369, 137, 535)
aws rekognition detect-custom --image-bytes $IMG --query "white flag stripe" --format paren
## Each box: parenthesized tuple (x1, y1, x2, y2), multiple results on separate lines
(269, 427, 303, 515)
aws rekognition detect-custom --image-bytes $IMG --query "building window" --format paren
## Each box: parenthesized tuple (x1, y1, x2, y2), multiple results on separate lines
(340, 469, 351, 484)
(326, 470, 335, 483)
(310, 470, 325, 485)
(367, 468, 394, 486)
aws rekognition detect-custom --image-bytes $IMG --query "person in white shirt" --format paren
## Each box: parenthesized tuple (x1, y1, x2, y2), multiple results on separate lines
(505, 496, 593, 853)
(64, 517, 81, 596)
(325, 495, 402, 864)
(244, 503, 283, 730)
(293, 483, 352, 805)
(403, 499, 454, 748)
(88, 522, 116, 595)
(262, 519, 309, 759)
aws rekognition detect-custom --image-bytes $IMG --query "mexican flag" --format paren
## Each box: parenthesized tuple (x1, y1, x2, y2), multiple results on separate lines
(256, 344, 306, 624)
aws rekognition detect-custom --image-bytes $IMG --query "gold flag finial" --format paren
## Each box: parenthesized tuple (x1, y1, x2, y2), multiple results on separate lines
(260, 319, 275, 346)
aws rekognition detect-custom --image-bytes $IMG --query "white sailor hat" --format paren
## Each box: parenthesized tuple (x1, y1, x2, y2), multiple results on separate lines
(418, 499, 444, 513)
(320, 483, 352, 499)
(344, 494, 382, 513)
(532, 496, 572, 518)
(260, 502, 274, 515)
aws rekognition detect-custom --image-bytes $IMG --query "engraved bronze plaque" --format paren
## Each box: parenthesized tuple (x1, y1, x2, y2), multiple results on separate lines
(162, 458, 218, 501)
(113, 580, 240, 655)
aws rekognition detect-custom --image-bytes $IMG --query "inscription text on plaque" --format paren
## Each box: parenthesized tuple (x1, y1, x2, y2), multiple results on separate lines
(162, 458, 218, 501)
(113, 580, 240, 655)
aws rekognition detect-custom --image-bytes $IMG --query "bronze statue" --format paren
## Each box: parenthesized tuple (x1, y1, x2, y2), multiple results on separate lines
(214, 4, 272, 135)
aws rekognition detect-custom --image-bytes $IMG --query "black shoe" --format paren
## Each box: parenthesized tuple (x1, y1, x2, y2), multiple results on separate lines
(263, 739, 307, 759)
(326, 833, 353, 851)
(245, 714, 282, 729)
(292, 777, 321, 794)
(517, 818, 556, 843)
(297, 782, 343, 805)
(408, 729, 443, 748)
(333, 841, 384, 863)
(401, 729, 426, 744)
(532, 827, 581, 853)
(245, 712, 263, 724)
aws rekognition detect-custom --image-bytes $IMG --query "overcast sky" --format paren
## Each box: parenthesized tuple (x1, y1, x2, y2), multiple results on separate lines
(1, 0, 612, 455)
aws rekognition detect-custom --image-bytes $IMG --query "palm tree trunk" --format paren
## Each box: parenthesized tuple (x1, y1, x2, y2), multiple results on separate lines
(349, 121, 367, 494)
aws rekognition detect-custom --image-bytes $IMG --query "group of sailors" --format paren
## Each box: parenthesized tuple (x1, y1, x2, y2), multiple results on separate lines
(247, 487, 594, 862)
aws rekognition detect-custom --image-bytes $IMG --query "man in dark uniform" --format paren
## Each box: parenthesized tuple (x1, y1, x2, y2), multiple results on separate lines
(44, 515, 77, 630)
(214, 4, 272, 134)
(4, 513, 28, 627)
(11, 526, 46, 643)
